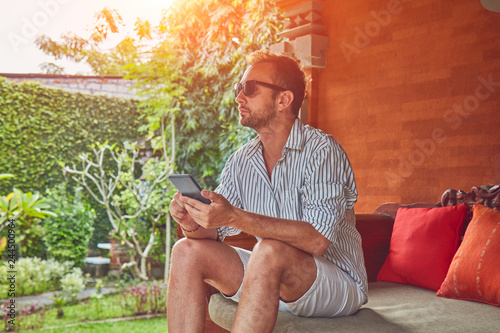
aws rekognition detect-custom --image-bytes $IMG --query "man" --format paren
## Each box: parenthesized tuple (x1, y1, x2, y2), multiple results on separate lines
(167, 50, 367, 333)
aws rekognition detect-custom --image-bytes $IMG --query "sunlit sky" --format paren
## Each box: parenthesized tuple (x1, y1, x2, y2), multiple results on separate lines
(0, 0, 173, 75)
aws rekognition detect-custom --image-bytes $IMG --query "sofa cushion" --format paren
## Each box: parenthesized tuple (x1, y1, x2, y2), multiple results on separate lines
(437, 204, 500, 306)
(209, 282, 500, 332)
(377, 205, 467, 291)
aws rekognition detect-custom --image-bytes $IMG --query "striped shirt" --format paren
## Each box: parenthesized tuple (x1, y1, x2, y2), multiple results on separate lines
(215, 118, 368, 298)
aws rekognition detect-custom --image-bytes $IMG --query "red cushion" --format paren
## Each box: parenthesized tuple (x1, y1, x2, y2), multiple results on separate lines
(437, 204, 500, 306)
(377, 205, 468, 291)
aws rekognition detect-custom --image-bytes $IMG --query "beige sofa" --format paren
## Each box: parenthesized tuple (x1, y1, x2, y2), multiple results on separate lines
(205, 186, 500, 332)
(210, 281, 499, 332)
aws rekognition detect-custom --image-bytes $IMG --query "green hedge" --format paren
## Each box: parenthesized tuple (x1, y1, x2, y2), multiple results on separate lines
(0, 77, 145, 194)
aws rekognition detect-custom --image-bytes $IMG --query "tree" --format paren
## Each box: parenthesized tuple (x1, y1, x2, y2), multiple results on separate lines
(126, 0, 284, 186)
(39, 62, 65, 74)
(35, 7, 139, 75)
(64, 145, 173, 280)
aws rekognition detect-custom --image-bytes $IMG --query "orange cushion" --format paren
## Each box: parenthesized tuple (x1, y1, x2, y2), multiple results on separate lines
(377, 205, 468, 291)
(437, 204, 500, 306)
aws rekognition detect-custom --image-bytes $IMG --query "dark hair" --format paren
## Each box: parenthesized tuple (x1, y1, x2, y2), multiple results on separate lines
(246, 50, 309, 117)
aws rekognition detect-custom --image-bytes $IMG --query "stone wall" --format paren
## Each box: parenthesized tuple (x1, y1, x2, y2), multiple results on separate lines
(1, 73, 137, 99)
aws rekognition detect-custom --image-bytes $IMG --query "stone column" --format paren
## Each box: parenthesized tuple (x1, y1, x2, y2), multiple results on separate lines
(270, 0, 329, 69)
(270, 0, 329, 124)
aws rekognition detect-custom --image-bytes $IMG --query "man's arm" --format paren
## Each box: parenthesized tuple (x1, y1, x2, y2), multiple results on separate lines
(182, 191, 330, 256)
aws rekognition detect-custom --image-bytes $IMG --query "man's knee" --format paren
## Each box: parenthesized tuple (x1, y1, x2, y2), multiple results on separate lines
(251, 239, 292, 267)
(171, 237, 210, 264)
(172, 237, 195, 257)
(250, 240, 315, 276)
(171, 237, 235, 269)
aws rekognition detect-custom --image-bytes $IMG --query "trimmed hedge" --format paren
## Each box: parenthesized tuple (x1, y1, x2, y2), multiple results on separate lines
(0, 77, 145, 194)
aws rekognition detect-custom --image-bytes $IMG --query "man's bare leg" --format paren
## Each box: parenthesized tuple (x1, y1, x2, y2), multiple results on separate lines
(231, 239, 317, 333)
(167, 238, 245, 333)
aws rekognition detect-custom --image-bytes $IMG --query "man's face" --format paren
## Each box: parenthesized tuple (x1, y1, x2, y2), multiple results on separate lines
(235, 63, 279, 132)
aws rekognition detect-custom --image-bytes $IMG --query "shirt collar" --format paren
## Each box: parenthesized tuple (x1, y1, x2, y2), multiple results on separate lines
(246, 118, 305, 158)
(285, 118, 305, 151)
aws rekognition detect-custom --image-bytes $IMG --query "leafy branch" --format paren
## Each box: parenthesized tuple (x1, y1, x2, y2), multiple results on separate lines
(65, 144, 173, 280)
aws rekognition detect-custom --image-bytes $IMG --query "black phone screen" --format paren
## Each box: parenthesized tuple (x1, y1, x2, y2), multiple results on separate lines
(169, 174, 211, 204)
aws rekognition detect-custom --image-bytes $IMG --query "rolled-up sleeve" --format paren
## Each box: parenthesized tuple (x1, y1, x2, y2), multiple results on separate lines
(214, 155, 242, 242)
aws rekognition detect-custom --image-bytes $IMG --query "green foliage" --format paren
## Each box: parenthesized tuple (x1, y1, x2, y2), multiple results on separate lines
(0, 258, 73, 297)
(127, 0, 283, 187)
(0, 77, 145, 195)
(50, 293, 67, 318)
(60, 267, 87, 300)
(0, 188, 56, 258)
(0, 188, 56, 227)
(35, 0, 283, 188)
(50, 294, 67, 307)
(65, 145, 173, 280)
(113, 156, 177, 266)
(44, 183, 96, 267)
(88, 205, 112, 252)
(31, 316, 167, 333)
(40, 62, 65, 74)
(114, 156, 175, 226)
(1, 285, 167, 332)
(0, 175, 13, 256)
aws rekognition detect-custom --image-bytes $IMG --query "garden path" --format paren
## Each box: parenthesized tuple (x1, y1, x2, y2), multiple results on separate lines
(3, 287, 116, 306)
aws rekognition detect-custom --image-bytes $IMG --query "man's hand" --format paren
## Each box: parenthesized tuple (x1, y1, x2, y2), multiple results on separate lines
(182, 190, 238, 229)
(169, 192, 199, 231)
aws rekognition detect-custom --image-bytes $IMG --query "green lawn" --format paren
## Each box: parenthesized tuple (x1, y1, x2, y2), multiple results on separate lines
(4, 283, 167, 332)
(29, 316, 167, 332)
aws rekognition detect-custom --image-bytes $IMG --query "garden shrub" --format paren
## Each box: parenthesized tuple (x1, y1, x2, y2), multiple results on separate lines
(0, 188, 56, 259)
(0, 258, 73, 297)
(43, 183, 96, 267)
(60, 268, 86, 300)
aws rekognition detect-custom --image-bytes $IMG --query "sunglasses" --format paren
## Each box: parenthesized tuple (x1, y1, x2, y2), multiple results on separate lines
(234, 80, 287, 98)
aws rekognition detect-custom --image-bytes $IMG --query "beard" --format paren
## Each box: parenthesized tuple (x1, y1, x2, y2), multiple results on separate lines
(239, 100, 277, 131)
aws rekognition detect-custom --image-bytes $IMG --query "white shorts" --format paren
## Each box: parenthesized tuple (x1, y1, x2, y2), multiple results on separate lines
(222, 246, 366, 318)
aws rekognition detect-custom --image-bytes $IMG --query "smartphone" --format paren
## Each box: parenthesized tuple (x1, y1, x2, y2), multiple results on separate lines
(169, 174, 211, 204)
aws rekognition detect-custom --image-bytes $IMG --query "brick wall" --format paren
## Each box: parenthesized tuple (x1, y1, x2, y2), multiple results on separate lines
(311, 0, 500, 213)
(110, 237, 130, 271)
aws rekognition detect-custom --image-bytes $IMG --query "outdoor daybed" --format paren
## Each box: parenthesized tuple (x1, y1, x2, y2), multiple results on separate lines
(180, 185, 500, 332)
